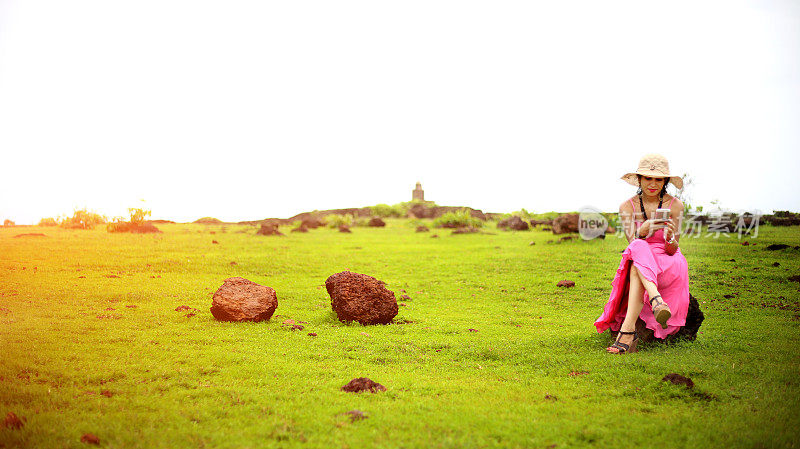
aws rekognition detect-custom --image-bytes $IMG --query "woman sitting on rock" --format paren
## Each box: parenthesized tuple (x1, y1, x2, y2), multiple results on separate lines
(594, 154, 690, 353)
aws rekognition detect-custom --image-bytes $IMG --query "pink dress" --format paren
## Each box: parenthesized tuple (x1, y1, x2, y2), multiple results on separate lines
(594, 197, 690, 339)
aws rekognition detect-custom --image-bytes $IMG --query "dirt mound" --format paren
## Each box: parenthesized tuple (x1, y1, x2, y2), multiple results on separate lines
(256, 223, 284, 236)
(662, 373, 694, 388)
(13, 233, 46, 238)
(497, 216, 529, 231)
(557, 280, 575, 288)
(415, 225, 429, 233)
(341, 377, 387, 393)
(552, 214, 579, 234)
(452, 226, 481, 234)
(3, 412, 24, 429)
(107, 222, 162, 233)
(210, 277, 278, 322)
(326, 271, 398, 325)
(766, 244, 790, 250)
(81, 433, 100, 445)
(194, 217, 224, 224)
(338, 225, 352, 233)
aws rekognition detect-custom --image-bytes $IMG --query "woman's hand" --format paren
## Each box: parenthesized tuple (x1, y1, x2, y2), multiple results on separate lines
(663, 220, 676, 241)
(637, 219, 666, 239)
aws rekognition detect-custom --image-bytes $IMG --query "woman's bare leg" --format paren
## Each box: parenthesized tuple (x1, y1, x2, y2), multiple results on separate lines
(608, 265, 660, 353)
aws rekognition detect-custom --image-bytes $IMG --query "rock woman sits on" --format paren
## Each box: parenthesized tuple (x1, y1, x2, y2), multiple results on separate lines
(594, 154, 690, 353)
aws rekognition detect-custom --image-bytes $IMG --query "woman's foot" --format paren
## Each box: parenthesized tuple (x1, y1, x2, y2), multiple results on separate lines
(649, 295, 671, 329)
(607, 329, 638, 354)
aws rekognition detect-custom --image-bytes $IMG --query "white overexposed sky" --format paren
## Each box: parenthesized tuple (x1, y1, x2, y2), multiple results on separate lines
(1, 0, 798, 224)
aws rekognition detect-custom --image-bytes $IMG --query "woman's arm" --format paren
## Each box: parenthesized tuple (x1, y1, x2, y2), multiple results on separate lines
(619, 201, 635, 243)
(664, 198, 684, 255)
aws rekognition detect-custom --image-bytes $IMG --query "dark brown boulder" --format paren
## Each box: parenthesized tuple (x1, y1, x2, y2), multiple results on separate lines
(338, 225, 352, 233)
(415, 225, 429, 233)
(557, 280, 575, 288)
(291, 224, 309, 233)
(552, 214, 579, 234)
(497, 216, 529, 231)
(325, 271, 398, 325)
(530, 219, 553, 227)
(301, 217, 325, 229)
(341, 377, 387, 393)
(368, 217, 386, 227)
(256, 223, 284, 236)
(614, 294, 705, 343)
(210, 277, 278, 322)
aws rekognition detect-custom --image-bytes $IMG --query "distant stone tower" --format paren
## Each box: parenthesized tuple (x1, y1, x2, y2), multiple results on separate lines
(412, 182, 424, 201)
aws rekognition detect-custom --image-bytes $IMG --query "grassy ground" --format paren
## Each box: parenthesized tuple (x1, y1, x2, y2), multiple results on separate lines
(1, 220, 799, 449)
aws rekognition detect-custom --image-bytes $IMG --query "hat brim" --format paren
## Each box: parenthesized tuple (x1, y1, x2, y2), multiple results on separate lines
(621, 172, 683, 190)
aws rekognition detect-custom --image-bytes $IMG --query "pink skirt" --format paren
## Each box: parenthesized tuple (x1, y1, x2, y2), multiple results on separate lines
(594, 229, 690, 339)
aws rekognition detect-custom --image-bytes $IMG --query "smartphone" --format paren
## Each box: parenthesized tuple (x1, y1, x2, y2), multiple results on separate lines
(655, 208, 671, 237)
(655, 208, 671, 222)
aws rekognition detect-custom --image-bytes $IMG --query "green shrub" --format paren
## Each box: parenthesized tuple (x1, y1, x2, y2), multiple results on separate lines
(369, 203, 405, 218)
(128, 208, 151, 225)
(60, 209, 106, 230)
(433, 209, 484, 229)
(326, 214, 353, 229)
(38, 217, 59, 227)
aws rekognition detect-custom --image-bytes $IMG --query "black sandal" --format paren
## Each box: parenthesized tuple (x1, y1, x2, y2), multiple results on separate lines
(649, 295, 671, 329)
(607, 330, 638, 354)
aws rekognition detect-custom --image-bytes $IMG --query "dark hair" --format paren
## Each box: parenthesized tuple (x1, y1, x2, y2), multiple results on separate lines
(637, 175, 670, 198)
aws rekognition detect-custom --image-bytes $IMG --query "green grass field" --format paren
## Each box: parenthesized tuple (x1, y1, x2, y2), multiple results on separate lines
(1, 221, 799, 448)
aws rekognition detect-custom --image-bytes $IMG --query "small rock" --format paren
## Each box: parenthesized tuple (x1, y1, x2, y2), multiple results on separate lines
(81, 433, 100, 445)
(729, 259, 736, 262)
(282, 319, 296, 325)
(3, 412, 24, 429)
(308, 332, 317, 337)
(415, 226, 429, 233)
(431, 234, 439, 238)
(175, 305, 193, 312)
(557, 280, 575, 288)
(662, 373, 694, 388)
(401, 294, 411, 301)
(185, 312, 196, 318)
(338, 225, 352, 233)
(230, 261, 238, 266)
(544, 394, 558, 401)
(723, 294, 734, 299)
(772, 262, 780, 267)
(100, 390, 113, 398)
(290, 324, 304, 331)
(788, 275, 800, 283)
(341, 377, 387, 393)
(468, 328, 479, 332)
(741, 241, 750, 246)
(529, 241, 536, 246)
(212, 240, 219, 244)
